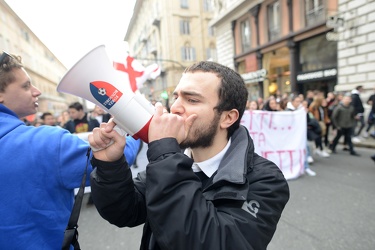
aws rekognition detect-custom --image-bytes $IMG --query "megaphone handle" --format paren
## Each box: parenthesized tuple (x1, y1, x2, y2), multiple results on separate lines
(91, 125, 127, 152)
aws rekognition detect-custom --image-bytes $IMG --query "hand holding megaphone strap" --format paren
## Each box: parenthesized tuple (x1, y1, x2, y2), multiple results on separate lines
(90, 125, 126, 152)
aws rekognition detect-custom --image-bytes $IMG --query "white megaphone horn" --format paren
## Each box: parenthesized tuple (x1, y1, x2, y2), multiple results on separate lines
(57, 44, 154, 144)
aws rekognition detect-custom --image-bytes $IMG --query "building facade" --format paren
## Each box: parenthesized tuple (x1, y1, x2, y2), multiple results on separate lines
(125, 0, 216, 102)
(0, 0, 79, 120)
(334, 0, 375, 96)
(211, 0, 339, 99)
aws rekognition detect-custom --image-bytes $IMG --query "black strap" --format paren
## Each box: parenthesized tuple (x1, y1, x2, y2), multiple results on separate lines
(62, 147, 91, 250)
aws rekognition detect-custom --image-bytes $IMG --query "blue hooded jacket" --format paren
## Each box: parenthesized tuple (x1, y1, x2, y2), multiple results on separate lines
(0, 104, 140, 249)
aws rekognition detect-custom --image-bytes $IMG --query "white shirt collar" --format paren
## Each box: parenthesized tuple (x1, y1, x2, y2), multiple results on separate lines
(184, 139, 231, 178)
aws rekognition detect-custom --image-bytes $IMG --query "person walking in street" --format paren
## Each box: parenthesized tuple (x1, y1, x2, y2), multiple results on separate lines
(321, 98, 332, 149)
(329, 93, 360, 156)
(286, 94, 316, 176)
(88, 61, 290, 250)
(365, 90, 375, 138)
(309, 96, 330, 157)
(351, 85, 365, 142)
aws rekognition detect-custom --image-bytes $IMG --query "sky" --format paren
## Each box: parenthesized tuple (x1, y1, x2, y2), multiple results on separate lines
(5, 0, 136, 69)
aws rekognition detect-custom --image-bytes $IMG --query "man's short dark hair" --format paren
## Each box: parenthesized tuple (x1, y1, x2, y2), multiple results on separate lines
(40, 112, 53, 120)
(184, 61, 248, 138)
(68, 102, 84, 111)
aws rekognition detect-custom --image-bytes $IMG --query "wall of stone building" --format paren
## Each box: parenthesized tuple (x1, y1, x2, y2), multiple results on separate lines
(336, 0, 375, 96)
(216, 22, 235, 69)
(126, 0, 216, 100)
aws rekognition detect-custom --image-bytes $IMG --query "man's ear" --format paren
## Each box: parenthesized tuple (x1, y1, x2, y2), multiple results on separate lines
(220, 109, 239, 129)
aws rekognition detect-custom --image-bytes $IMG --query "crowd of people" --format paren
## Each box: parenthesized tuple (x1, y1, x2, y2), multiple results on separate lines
(247, 86, 375, 177)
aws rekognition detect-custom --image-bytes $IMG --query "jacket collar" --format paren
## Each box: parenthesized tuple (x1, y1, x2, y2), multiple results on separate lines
(212, 125, 253, 185)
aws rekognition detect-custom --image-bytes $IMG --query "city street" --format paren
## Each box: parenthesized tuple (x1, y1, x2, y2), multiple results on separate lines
(78, 142, 375, 250)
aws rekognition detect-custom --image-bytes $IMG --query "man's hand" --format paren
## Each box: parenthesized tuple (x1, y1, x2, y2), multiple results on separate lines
(88, 119, 126, 162)
(148, 102, 197, 144)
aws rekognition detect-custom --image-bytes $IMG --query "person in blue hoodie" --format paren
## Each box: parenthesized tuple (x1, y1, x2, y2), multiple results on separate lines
(0, 51, 140, 249)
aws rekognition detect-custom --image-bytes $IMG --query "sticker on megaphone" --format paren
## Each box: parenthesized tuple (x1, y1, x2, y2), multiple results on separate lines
(56, 45, 155, 143)
(89, 80, 154, 143)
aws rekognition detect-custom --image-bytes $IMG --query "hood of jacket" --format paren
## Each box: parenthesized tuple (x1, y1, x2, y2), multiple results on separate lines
(0, 104, 24, 139)
(203, 125, 254, 201)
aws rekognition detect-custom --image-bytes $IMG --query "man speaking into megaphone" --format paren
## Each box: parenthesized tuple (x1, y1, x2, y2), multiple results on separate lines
(88, 61, 290, 250)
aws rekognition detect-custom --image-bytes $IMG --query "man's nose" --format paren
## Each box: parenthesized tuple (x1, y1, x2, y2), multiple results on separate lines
(170, 98, 183, 114)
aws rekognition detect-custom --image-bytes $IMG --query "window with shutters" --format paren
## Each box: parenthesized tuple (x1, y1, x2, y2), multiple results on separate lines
(180, 19, 190, 35)
(181, 0, 189, 9)
(240, 19, 251, 52)
(305, 0, 324, 26)
(181, 44, 196, 61)
(267, 1, 281, 41)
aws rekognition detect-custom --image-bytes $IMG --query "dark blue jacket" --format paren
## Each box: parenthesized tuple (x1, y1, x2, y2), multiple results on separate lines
(90, 126, 290, 250)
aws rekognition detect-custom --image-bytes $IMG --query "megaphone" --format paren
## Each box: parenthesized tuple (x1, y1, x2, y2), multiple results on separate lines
(57, 44, 154, 143)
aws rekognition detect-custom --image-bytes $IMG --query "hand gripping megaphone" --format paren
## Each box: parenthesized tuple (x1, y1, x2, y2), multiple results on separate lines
(57, 45, 154, 143)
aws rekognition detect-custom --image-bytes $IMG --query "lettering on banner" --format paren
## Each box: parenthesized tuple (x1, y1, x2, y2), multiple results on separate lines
(261, 149, 305, 174)
(241, 110, 306, 179)
(247, 111, 294, 134)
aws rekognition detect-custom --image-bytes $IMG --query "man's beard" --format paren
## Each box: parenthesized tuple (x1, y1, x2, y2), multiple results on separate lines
(180, 112, 221, 149)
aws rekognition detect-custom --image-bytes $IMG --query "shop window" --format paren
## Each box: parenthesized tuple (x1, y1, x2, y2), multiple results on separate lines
(299, 34, 337, 72)
(267, 1, 281, 41)
(262, 48, 290, 97)
(240, 19, 251, 52)
(305, 0, 325, 26)
(180, 19, 190, 35)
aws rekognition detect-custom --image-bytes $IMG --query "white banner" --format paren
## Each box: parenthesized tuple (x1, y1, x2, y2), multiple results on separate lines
(240, 109, 307, 180)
